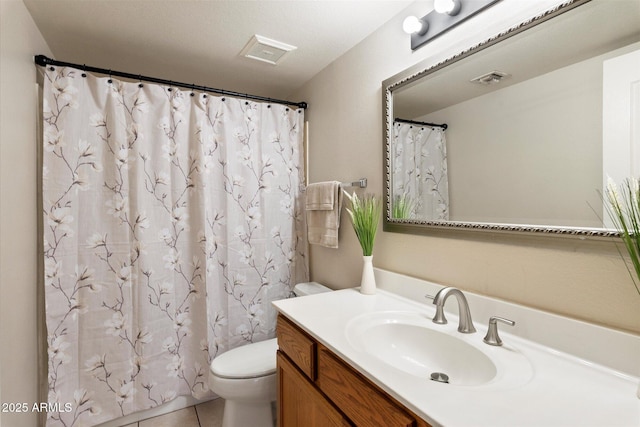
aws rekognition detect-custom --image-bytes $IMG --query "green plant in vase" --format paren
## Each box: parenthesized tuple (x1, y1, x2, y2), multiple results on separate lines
(604, 176, 640, 399)
(345, 192, 381, 256)
(604, 177, 640, 297)
(345, 192, 381, 294)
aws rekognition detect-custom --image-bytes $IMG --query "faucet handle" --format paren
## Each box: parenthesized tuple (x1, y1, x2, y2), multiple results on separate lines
(425, 294, 448, 324)
(483, 316, 515, 346)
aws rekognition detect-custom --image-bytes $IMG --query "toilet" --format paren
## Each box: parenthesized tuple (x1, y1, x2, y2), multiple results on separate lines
(209, 282, 331, 427)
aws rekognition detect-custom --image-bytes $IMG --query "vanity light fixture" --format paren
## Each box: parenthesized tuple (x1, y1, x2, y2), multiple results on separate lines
(405, 0, 501, 51)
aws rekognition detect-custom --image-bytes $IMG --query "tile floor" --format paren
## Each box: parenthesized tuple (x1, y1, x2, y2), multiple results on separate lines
(120, 398, 224, 427)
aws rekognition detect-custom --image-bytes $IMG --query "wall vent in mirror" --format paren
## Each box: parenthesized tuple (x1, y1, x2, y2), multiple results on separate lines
(470, 70, 511, 85)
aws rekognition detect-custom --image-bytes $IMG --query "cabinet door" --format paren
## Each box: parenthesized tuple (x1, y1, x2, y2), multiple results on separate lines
(277, 351, 352, 427)
(317, 346, 416, 427)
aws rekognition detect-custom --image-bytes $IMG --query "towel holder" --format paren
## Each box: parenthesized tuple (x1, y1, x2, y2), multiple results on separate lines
(302, 178, 367, 192)
(340, 178, 367, 189)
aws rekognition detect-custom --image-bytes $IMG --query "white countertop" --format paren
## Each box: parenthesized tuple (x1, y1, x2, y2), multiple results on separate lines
(273, 287, 640, 427)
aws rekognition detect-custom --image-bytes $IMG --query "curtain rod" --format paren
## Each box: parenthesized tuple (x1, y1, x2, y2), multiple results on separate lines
(34, 55, 308, 110)
(394, 118, 447, 130)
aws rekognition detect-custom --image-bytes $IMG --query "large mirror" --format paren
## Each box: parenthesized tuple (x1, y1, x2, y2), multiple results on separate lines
(383, 0, 640, 237)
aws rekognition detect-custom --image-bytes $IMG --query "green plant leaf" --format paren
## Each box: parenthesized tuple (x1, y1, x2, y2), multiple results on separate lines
(345, 192, 381, 256)
(604, 177, 640, 297)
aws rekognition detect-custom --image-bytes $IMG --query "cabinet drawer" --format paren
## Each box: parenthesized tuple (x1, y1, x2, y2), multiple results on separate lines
(277, 314, 316, 379)
(317, 345, 415, 427)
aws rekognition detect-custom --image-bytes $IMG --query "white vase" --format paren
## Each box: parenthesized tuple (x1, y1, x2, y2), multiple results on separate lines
(360, 255, 376, 295)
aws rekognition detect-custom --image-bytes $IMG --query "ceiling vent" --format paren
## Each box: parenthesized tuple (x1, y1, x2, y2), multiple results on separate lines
(239, 35, 297, 65)
(470, 70, 511, 85)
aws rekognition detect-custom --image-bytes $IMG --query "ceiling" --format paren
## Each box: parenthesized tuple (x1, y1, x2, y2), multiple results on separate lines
(24, 0, 415, 101)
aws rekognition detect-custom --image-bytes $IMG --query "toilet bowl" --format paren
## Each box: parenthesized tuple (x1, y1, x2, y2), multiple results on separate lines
(209, 282, 331, 427)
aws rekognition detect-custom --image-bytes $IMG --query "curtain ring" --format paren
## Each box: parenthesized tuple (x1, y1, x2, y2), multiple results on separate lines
(168, 81, 173, 92)
(190, 83, 195, 97)
(81, 64, 87, 78)
(107, 69, 112, 84)
(138, 75, 143, 88)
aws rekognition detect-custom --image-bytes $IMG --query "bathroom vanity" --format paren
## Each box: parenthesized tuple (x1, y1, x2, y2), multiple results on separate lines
(277, 313, 430, 427)
(273, 269, 640, 427)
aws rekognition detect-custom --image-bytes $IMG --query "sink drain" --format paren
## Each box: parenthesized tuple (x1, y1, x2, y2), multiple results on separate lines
(430, 372, 449, 384)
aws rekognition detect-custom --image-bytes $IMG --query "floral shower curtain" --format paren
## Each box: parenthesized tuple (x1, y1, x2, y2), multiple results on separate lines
(41, 66, 307, 426)
(392, 121, 449, 220)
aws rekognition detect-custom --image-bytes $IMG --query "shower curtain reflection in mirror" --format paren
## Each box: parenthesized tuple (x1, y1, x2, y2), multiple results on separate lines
(41, 66, 307, 426)
(392, 120, 449, 220)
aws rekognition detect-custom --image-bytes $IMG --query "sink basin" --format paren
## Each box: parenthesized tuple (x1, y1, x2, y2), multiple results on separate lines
(346, 311, 531, 388)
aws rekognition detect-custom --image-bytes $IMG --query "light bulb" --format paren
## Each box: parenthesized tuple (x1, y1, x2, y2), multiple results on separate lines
(434, 0, 461, 16)
(403, 16, 421, 34)
(402, 16, 428, 35)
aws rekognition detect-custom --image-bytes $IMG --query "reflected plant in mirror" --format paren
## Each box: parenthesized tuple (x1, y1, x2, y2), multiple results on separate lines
(383, 0, 640, 237)
(393, 194, 416, 219)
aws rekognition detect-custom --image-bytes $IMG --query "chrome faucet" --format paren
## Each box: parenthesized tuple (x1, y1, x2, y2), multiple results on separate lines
(429, 287, 476, 334)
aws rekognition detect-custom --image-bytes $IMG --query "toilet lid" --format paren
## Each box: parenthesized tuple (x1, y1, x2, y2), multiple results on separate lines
(210, 338, 278, 379)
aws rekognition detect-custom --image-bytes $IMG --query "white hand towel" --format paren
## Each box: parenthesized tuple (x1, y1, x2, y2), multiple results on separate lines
(305, 181, 342, 248)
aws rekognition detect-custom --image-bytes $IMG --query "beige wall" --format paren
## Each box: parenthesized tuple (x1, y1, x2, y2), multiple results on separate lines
(0, 1, 52, 426)
(294, 0, 640, 334)
(422, 43, 639, 227)
(423, 51, 603, 227)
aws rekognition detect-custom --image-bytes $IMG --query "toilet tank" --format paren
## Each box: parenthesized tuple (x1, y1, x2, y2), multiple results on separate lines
(293, 282, 331, 296)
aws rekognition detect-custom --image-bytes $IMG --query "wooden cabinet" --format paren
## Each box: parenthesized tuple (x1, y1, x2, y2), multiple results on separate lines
(276, 314, 432, 427)
(277, 351, 351, 427)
